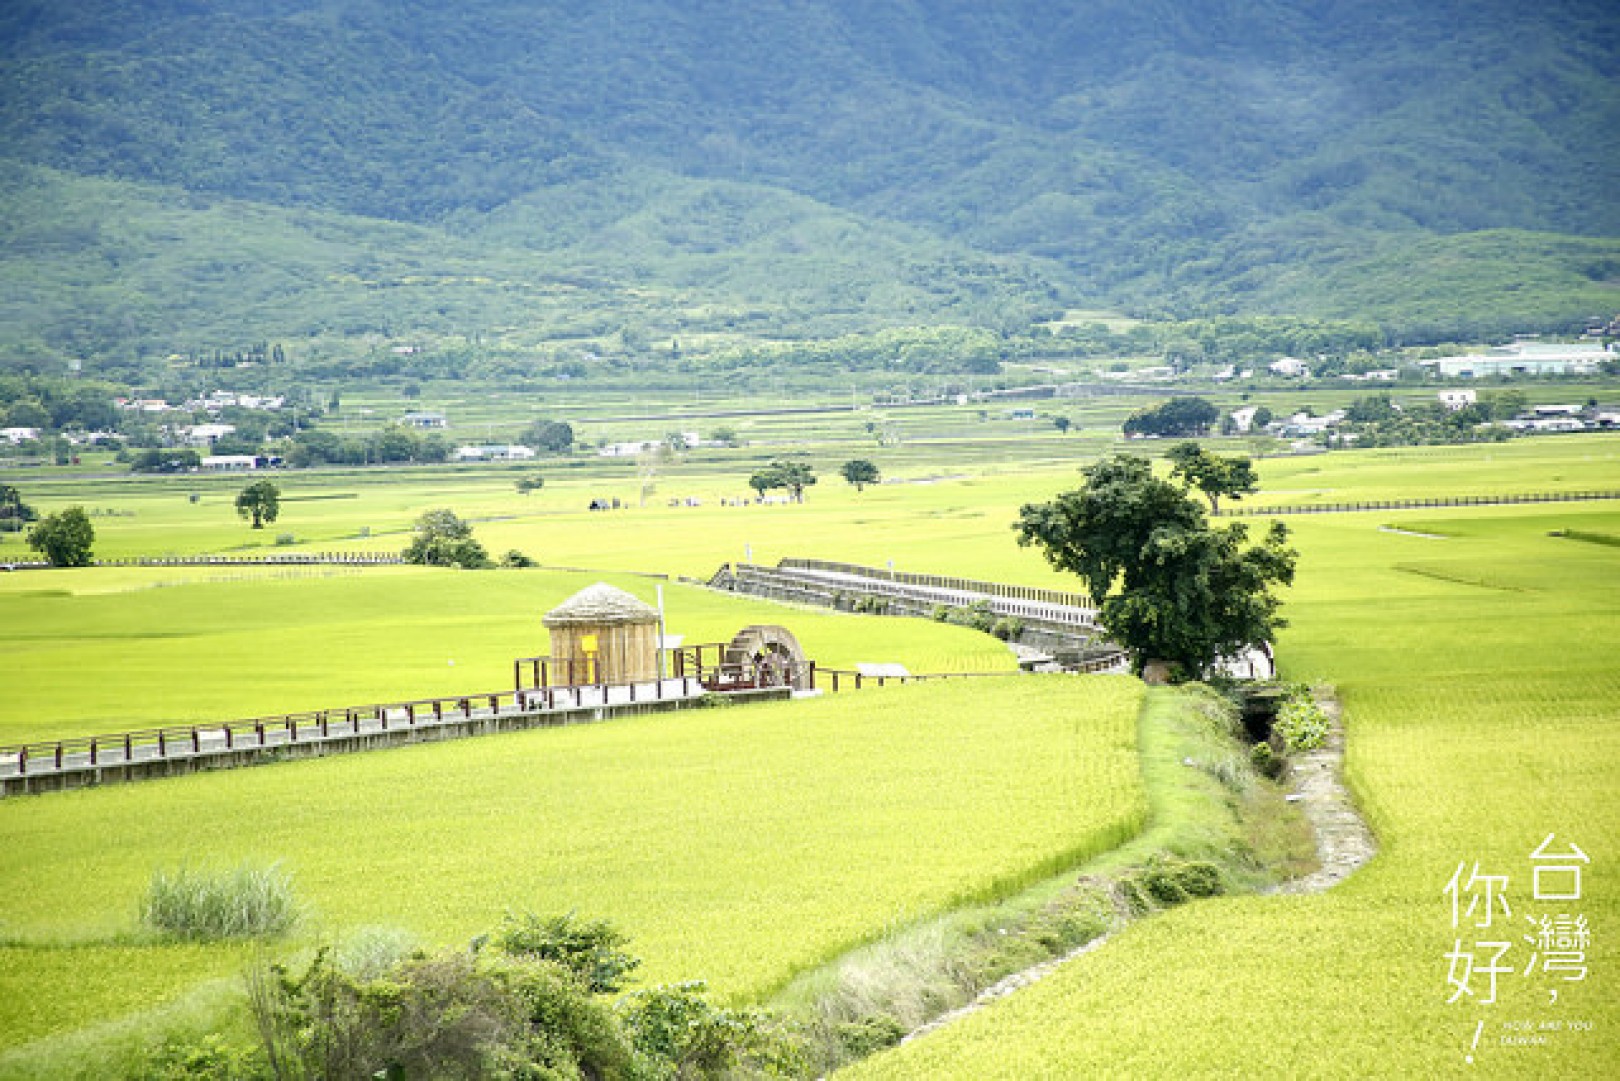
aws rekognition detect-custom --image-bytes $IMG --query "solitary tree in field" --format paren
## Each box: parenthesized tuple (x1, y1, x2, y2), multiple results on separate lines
(1015, 454, 1295, 680)
(1166, 442, 1258, 514)
(1052, 416, 1073, 434)
(840, 459, 880, 492)
(402, 508, 491, 568)
(27, 506, 95, 566)
(235, 480, 281, 529)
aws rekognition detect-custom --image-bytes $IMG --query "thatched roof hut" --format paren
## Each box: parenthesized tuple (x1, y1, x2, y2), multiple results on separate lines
(543, 583, 661, 684)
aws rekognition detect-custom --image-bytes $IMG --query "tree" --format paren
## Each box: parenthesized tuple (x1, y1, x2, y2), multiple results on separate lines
(840, 459, 881, 492)
(0, 483, 38, 533)
(1014, 455, 1295, 680)
(749, 459, 817, 502)
(515, 473, 545, 495)
(131, 448, 200, 473)
(519, 419, 574, 454)
(234, 480, 281, 529)
(1123, 397, 1219, 438)
(1052, 416, 1073, 434)
(27, 506, 95, 566)
(1166, 442, 1259, 514)
(402, 508, 491, 568)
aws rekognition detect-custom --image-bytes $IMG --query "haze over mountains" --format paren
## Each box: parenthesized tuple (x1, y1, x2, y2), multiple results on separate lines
(2, 0, 1617, 369)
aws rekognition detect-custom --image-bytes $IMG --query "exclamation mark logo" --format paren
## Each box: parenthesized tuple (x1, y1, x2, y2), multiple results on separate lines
(1466, 1019, 1483, 1064)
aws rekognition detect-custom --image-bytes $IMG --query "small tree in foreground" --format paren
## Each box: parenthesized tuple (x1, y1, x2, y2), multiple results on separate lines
(1014, 454, 1295, 679)
(235, 479, 282, 529)
(840, 459, 880, 492)
(403, 508, 491, 568)
(27, 506, 94, 566)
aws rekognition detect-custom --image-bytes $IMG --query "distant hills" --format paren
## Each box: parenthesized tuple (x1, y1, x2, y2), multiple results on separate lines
(1, 0, 1616, 374)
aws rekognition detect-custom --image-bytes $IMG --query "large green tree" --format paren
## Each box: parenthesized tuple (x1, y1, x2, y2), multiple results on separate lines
(748, 460, 818, 503)
(839, 459, 880, 492)
(1123, 397, 1219, 438)
(1166, 442, 1259, 513)
(234, 479, 281, 529)
(27, 506, 95, 566)
(402, 508, 491, 568)
(1014, 455, 1296, 679)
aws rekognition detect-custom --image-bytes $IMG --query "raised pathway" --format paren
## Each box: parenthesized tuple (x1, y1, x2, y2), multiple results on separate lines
(0, 678, 711, 796)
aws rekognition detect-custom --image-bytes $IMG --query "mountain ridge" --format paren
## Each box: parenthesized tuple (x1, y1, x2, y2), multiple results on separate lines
(1, 0, 1616, 370)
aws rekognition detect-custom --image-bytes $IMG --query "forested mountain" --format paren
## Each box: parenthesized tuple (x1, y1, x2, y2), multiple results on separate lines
(1, 0, 1616, 372)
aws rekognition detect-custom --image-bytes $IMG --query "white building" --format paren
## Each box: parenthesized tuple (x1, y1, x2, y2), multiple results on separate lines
(598, 440, 663, 458)
(1420, 342, 1610, 379)
(1269, 357, 1309, 377)
(453, 444, 536, 462)
(1, 427, 41, 444)
(201, 455, 262, 471)
(401, 411, 448, 429)
(1438, 389, 1478, 411)
(1228, 406, 1261, 433)
(182, 423, 237, 447)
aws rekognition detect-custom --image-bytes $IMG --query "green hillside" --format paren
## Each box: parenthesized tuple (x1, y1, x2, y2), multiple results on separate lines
(0, 0, 1616, 373)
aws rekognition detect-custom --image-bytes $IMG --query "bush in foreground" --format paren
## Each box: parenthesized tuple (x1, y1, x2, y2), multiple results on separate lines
(147, 912, 807, 1080)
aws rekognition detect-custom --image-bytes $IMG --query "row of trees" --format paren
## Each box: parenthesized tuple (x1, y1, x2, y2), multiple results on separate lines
(746, 459, 882, 501)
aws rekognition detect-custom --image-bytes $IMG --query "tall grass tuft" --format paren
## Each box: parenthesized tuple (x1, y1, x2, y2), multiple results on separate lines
(139, 863, 301, 942)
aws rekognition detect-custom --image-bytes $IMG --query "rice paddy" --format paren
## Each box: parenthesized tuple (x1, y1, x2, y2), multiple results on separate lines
(1, 432, 1617, 1076)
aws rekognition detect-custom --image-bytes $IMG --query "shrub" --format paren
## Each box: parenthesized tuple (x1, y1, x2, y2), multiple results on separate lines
(1175, 860, 1226, 898)
(489, 911, 639, 993)
(1251, 741, 1282, 779)
(991, 616, 1025, 641)
(620, 981, 804, 1079)
(140, 863, 300, 941)
(273, 533, 295, 546)
(1273, 689, 1331, 752)
(130, 1034, 267, 1081)
(499, 548, 535, 568)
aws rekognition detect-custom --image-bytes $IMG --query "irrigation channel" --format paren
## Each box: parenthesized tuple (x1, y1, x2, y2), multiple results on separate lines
(903, 690, 1374, 1045)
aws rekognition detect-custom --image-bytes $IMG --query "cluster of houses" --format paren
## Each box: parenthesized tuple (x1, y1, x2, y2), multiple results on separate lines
(2, 427, 118, 447)
(115, 391, 287, 415)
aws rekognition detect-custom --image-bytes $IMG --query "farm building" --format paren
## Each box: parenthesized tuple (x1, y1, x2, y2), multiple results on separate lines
(542, 583, 662, 685)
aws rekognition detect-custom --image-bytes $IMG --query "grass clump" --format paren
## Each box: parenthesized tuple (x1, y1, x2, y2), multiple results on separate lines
(139, 864, 300, 942)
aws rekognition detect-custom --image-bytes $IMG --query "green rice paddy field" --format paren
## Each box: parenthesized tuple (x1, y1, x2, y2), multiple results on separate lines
(849, 504, 1620, 1078)
(1, 434, 1617, 1076)
(0, 677, 1145, 1060)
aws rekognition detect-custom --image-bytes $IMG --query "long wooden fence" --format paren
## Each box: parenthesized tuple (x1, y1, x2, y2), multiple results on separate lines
(775, 557, 1095, 610)
(1217, 489, 1620, 517)
(0, 678, 706, 793)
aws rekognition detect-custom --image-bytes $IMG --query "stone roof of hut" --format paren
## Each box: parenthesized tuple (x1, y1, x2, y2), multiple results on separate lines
(543, 582, 660, 626)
